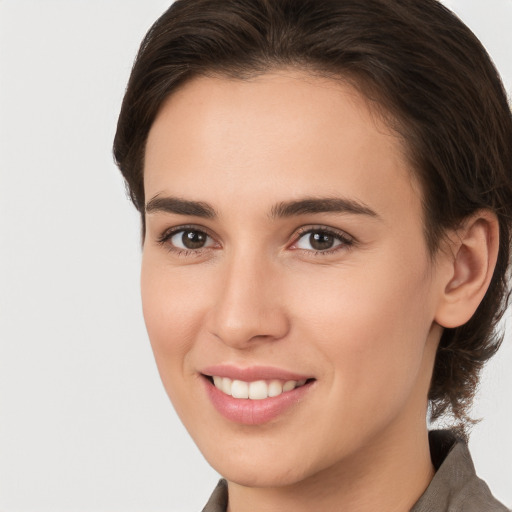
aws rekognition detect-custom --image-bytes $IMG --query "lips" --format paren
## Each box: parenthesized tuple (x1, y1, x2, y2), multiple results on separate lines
(200, 365, 315, 425)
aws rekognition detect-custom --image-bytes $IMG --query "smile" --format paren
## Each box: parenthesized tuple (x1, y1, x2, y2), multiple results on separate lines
(201, 367, 316, 425)
(211, 376, 308, 399)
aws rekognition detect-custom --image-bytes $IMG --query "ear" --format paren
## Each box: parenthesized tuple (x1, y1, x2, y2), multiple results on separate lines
(434, 210, 499, 329)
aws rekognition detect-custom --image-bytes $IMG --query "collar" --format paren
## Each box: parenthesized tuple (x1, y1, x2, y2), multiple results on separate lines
(411, 429, 507, 511)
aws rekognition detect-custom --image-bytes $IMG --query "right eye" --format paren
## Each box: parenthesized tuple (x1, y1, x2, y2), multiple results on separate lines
(158, 227, 217, 252)
(170, 229, 215, 250)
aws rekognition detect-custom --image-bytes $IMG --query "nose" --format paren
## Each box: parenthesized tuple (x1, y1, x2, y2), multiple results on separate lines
(206, 251, 290, 349)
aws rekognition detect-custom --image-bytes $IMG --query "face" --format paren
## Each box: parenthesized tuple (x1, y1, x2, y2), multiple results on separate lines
(142, 71, 445, 487)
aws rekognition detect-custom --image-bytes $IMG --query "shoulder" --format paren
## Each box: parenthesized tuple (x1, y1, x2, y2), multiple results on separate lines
(412, 430, 510, 512)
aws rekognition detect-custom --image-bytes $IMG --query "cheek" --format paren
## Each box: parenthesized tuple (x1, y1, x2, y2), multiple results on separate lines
(140, 255, 210, 379)
(290, 252, 436, 408)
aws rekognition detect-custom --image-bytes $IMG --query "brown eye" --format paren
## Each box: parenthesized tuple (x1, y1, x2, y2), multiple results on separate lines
(294, 228, 353, 253)
(309, 232, 335, 250)
(183, 230, 207, 249)
(169, 229, 214, 250)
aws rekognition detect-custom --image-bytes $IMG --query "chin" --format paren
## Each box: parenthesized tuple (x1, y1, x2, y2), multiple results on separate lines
(196, 435, 324, 489)
(212, 458, 310, 488)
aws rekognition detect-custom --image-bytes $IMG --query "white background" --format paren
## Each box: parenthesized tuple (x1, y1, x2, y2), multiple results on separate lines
(0, 1, 511, 510)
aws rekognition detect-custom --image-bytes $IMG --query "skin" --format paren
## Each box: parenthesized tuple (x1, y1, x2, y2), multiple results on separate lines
(141, 71, 496, 512)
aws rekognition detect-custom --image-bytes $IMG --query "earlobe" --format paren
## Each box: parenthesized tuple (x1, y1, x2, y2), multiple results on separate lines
(434, 211, 499, 329)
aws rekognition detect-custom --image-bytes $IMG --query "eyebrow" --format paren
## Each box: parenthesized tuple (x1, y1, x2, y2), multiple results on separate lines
(145, 195, 378, 219)
(145, 196, 216, 218)
(270, 197, 378, 219)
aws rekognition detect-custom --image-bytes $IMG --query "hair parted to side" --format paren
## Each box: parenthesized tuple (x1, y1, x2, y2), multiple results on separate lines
(113, 0, 512, 431)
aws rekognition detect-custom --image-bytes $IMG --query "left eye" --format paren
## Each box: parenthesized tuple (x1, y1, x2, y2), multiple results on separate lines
(294, 230, 350, 251)
(169, 229, 215, 250)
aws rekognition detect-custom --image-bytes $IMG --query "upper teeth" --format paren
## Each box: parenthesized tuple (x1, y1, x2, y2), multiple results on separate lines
(212, 376, 307, 400)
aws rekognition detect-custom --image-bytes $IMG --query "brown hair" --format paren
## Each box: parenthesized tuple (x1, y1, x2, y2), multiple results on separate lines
(113, 0, 512, 429)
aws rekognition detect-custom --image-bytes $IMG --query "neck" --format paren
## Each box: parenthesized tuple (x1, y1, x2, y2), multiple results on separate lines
(227, 423, 435, 512)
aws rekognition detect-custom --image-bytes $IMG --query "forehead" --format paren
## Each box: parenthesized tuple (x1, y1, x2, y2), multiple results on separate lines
(144, 70, 422, 224)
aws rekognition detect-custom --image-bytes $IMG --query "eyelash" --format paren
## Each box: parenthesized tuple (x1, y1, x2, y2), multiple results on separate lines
(291, 226, 355, 255)
(156, 224, 217, 257)
(156, 225, 355, 257)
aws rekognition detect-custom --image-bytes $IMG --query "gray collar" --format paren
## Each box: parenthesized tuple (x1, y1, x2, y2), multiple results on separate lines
(411, 430, 508, 511)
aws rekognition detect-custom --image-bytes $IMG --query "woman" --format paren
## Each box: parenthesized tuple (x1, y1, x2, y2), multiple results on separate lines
(113, 0, 512, 510)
